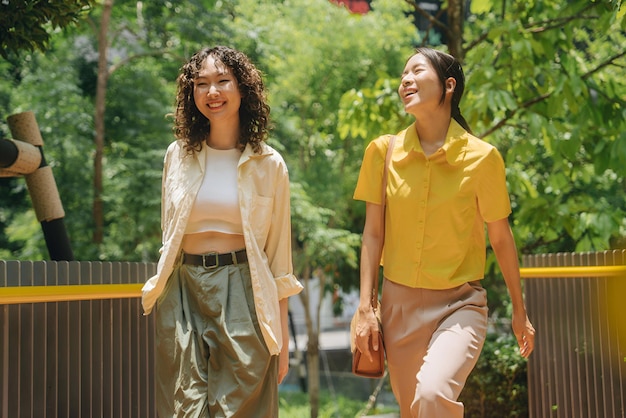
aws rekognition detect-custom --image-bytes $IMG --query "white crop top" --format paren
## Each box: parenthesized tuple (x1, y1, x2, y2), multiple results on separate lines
(185, 146, 243, 235)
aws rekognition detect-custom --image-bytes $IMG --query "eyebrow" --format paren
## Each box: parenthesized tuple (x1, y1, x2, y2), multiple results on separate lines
(194, 70, 232, 79)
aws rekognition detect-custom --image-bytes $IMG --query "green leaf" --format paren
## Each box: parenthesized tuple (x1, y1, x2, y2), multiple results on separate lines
(470, 0, 493, 14)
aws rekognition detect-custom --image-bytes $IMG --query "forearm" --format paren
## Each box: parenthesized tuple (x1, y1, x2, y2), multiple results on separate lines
(358, 237, 379, 310)
(277, 297, 291, 383)
(359, 202, 383, 311)
(495, 245, 526, 314)
(280, 298, 289, 346)
(488, 218, 536, 357)
(488, 219, 526, 313)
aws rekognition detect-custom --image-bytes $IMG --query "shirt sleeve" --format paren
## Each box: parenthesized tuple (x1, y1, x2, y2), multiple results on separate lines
(265, 157, 303, 300)
(477, 147, 512, 222)
(353, 136, 389, 204)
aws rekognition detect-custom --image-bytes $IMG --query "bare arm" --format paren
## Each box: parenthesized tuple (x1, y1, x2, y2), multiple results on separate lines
(354, 202, 384, 360)
(278, 298, 290, 383)
(487, 218, 535, 358)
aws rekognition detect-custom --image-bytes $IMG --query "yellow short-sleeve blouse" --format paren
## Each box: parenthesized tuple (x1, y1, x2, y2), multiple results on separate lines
(353, 120, 512, 289)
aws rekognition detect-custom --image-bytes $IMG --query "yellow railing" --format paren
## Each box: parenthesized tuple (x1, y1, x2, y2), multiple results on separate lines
(1, 265, 624, 305)
(519, 265, 626, 278)
(0, 283, 143, 304)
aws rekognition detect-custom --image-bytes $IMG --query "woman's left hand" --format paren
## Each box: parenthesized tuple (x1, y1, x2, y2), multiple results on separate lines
(278, 342, 290, 384)
(512, 311, 535, 358)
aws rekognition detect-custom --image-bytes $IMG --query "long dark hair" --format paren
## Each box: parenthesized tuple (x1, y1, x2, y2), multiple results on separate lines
(173, 45, 271, 154)
(413, 47, 472, 134)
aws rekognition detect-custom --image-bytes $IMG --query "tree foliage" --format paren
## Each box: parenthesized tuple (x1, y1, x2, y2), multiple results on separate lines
(335, 0, 626, 321)
(230, 0, 416, 285)
(0, 0, 622, 314)
(463, 0, 626, 254)
(0, 0, 93, 59)
(0, 0, 236, 260)
(224, 1, 418, 413)
(0, 0, 622, 333)
(340, 0, 626, 255)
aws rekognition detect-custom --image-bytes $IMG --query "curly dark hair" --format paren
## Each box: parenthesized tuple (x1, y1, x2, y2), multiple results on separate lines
(173, 46, 271, 154)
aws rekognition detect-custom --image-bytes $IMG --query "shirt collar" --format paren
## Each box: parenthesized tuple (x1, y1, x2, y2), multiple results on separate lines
(397, 119, 468, 166)
(238, 142, 273, 166)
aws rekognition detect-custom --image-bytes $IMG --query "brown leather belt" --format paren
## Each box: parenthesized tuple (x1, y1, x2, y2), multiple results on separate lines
(182, 249, 247, 268)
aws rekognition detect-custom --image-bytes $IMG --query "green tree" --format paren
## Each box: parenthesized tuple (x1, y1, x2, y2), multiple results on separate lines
(4, 35, 98, 259)
(81, 0, 228, 247)
(1, 0, 93, 259)
(339, 0, 626, 318)
(228, 0, 416, 415)
(0, 0, 93, 59)
(1, 0, 232, 260)
(463, 0, 626, 254)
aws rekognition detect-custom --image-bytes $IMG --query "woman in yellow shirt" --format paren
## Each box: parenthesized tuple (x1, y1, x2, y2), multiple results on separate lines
(353, 47, 535, 417)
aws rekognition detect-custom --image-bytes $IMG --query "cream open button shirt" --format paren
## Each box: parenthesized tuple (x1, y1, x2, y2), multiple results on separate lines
(142, 140, 303, 355)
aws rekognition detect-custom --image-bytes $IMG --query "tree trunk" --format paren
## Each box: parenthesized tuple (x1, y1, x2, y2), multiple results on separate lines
(93, 0, 113, 244)
(306, 332, 320, 418)
(447, 0, 465, 61)
(297, 262, 322, 418)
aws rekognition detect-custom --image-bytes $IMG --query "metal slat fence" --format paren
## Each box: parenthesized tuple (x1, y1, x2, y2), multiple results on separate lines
(522, 250, 626, 418)
(0, 260, 156, 418)
(2, 252, 625, 418)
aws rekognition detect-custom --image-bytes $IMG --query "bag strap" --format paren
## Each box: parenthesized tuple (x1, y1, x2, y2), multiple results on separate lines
(371, 135, 396, 309)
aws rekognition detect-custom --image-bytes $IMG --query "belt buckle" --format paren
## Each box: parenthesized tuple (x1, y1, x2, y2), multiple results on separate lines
(202, 252, 219, 269)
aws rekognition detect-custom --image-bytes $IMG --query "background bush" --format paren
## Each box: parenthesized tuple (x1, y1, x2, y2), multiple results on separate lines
(461, 333, 528, 418)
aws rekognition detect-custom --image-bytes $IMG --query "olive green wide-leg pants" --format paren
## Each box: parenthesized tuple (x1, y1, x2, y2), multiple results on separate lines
(155, 262, 278, 418)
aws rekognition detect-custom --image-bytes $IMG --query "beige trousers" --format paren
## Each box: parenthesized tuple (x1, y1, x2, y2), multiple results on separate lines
(381, 279, 488, 418)
(155, 262, 278, 418)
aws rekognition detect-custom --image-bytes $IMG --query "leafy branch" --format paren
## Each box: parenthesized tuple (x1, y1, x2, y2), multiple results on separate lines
(582, 50, 626, 80)
(479, 47, 625, 138)
(466, 2, 599, 53)
(526, 3, 597, 33)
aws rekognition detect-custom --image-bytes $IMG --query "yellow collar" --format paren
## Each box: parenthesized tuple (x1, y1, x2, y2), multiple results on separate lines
(397, 119, 469, 166)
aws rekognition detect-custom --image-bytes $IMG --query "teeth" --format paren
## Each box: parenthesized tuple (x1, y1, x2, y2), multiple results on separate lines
(209, 102, 223, 108)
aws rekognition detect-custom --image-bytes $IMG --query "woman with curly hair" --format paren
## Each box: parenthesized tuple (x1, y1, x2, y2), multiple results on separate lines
(141, 45, 303, 417)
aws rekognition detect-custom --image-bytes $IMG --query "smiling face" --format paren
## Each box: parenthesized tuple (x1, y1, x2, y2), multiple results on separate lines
(193, 55, 242, 127)
(398, 53, 455, 118)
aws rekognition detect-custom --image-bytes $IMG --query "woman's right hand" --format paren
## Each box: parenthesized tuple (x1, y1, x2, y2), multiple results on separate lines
(354, 305, 381, 362)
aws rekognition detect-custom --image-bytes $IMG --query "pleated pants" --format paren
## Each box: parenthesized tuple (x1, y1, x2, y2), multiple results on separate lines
(155, 262, 278, 418)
